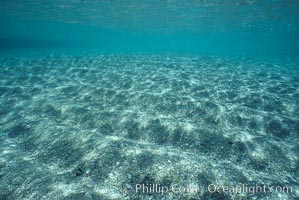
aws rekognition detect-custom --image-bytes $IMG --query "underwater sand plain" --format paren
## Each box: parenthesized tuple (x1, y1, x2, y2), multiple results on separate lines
(0, 51, 298, 199)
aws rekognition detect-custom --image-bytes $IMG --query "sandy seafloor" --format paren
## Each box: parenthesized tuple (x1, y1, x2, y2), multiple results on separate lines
(0, 49, 298, 200)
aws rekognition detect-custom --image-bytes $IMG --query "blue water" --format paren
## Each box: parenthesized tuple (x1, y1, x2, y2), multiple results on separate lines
(1, 0, 299, 55)
(0, 1, 299, 199)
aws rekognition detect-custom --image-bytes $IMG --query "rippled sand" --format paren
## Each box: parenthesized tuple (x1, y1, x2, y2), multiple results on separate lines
(0, 51, 298, 199)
